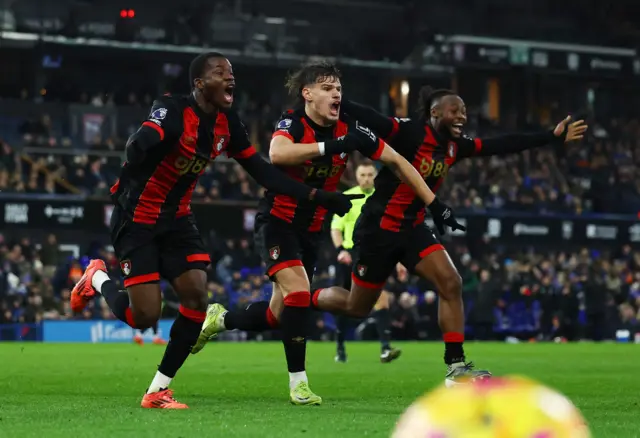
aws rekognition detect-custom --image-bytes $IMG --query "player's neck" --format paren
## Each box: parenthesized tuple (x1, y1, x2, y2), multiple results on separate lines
(304, 106, 333, 128)
(359, 186, 373, 194)
(191, 91, 218, 117)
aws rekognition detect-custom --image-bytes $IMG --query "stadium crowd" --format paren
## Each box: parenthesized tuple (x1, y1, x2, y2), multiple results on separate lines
(1, 228, 639, 342)
(1, 91, 639, 214)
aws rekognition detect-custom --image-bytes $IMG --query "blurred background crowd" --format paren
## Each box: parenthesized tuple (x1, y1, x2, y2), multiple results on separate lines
(1, 0, 639, 342)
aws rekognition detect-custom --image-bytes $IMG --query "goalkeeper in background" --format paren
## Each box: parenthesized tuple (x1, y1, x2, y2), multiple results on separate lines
(330, 162, 401, 363)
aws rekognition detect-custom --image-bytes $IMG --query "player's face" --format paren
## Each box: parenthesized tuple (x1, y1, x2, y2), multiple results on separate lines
(432, 95, 467, 138)
(356, 164, 376, 191)
(303, 76, 342, 124)
(197, 57, 236, 109)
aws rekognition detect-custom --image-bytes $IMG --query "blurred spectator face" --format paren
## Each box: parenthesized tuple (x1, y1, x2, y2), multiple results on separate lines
(399, 292, 413, 308)
(355, 164, 376, 191)
(424, 290, 436, 304)
(480, 269, 490, 282)
(240, 239, 249, 249)
(47, 233, 57, 245)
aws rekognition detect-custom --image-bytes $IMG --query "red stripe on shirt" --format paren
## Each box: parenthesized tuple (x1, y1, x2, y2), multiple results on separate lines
(142, 121, 164, 140)
(308, 120, 349, 232)
(132, 107, 199, 224)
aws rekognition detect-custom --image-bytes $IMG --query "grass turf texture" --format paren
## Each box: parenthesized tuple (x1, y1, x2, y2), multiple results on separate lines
(1, 342, 638, 438)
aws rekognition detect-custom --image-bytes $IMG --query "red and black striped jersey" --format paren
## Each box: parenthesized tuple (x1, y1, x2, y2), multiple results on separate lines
(111, 94, 256, 226)
(361, 117, 479, 232)
(258, 108, 384, 232)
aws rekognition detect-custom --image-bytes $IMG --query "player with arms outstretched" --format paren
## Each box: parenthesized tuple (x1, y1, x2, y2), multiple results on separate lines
(191, 61, 464, 404)
(68, 53, 360, 409)
(330, 162, 400, 363)
(311, 87, 588, 386)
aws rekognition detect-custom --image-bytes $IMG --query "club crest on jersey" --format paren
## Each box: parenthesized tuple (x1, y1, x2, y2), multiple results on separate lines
(269, 246, 280, 260)
(150, 108, 167, 120)
(215, 136, 227, 152)
(448, 141, 457, 158)
(356, 264, 367, 277)
(277, 119, 292, 130)
(120, 260, 132, 276)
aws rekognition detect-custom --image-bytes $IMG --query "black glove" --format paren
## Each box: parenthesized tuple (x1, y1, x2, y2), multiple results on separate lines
(313, 189, 364, 217)
(427, 197, 466, 235)
(324, 136, 360, 155)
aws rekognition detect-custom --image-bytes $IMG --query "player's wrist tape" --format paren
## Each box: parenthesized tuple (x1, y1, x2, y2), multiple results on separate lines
(318, 142, 326, 156)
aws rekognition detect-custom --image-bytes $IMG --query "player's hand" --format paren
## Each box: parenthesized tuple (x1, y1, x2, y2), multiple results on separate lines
(396, 262, 408, 279)
(337, 250, 352, 265)
(427, 197, 466, 235)
(314, 190, 364, 216)
(554, 116, 588, 142)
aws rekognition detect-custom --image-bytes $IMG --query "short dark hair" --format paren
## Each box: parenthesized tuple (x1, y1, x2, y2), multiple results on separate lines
(189, 52, 226, 89)
(285, 60, 341, 101)
(417, 86, 456, 118)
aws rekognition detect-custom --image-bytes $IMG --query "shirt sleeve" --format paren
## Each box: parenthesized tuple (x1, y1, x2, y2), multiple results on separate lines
(226, 111, 257, 160)
(140, 96, 183, 142)
(453, 131, 558, 162)
(352, 121, 385, 160)
(272, 114, 305, 143)
(331, 212, 345, 231)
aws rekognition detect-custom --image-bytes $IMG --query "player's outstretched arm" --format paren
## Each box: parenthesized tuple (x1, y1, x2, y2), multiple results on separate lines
(340, 99, 399, 140)
(269, 133, 358, 166)
(235, 153, 361, 216)
(459, 116, 587, 160)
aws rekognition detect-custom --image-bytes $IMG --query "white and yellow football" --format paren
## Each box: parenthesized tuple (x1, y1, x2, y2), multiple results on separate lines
(392, 375, 590, 438)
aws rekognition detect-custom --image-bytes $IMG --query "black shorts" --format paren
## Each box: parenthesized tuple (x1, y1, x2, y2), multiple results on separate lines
(254, 216, 321, 282)
(110, 207, 210, 288)
(351, 221, 444, 289)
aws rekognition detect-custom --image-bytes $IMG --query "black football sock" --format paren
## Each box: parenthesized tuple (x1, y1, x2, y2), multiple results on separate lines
(99, 281, 134, 326)
(224, 301, 278, 331)
(373, 308, 392, 352)
(335, 315, 348, 352)
(157, 306, 205, 380)
(281, 291, 311, 374)
(151, 320, 159, 336)
(443, 332, 465, 365)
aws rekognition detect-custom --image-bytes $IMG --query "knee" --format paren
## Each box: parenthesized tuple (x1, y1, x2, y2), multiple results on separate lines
(180, 289, 209, 313)
(132, 307, 161, 329)
(438, 271, 463, 301)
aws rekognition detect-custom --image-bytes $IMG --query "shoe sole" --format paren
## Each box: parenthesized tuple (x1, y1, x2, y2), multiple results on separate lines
(380, 349, 402, 363)
(445, 373, 492, 388)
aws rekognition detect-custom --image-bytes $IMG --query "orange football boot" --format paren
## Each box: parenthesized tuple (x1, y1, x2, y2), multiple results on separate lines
(141, 389, 188, 409)
(70, 259, 107, 313)
(152, 337, 168, 345)
(133, 334, 144, 346)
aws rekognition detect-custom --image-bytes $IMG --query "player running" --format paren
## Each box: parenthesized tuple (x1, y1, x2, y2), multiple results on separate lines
(68, 52, 362, 409)
(330, 162, 400, 364)
(191, 61, 464, 405)
(310, 87, 588, 386)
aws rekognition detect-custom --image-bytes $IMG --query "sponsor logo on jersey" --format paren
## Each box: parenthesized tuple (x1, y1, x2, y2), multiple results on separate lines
(120, 260, 132, 276)
(269, 246, 280, 260)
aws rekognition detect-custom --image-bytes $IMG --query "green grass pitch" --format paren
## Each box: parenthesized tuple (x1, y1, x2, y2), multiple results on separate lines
(1, 342, 639, 437)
